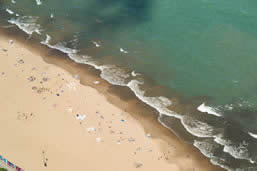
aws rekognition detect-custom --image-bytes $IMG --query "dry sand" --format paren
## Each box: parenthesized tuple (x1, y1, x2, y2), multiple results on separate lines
(0, 34, 223, 171)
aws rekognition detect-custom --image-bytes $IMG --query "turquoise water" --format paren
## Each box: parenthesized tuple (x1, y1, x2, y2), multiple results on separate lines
(1, 0, 257, 170)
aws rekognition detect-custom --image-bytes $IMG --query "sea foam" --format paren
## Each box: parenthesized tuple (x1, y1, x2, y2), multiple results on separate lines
(39, 34, 254, 171)
(248, 132, 257, 139)
(197, 103, 222, 117)
(182, 117, 216, 138)
(8, 16, 42, 35)
(214, 136, 255, 164)
(6, 9, 14, 15)
(35, 0, 42, 5)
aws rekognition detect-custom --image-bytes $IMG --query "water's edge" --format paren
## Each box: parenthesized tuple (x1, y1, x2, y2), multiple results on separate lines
(0, 17, 225, 171)
(3, 3, 257, 169)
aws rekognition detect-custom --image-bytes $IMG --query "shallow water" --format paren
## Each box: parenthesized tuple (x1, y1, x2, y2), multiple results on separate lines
(1, 0, 257, 170)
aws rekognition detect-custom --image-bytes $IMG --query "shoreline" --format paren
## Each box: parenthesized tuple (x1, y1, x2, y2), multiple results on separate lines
(0, 24, 223, 170)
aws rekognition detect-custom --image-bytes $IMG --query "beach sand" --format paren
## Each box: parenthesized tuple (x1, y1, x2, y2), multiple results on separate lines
(0, 33, 223, 171)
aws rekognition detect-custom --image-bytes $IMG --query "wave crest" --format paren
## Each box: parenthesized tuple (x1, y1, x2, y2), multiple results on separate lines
(8, 16, 42, 35)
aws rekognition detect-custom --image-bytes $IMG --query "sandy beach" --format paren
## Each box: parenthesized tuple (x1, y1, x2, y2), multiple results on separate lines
(0, 32, 223, 171)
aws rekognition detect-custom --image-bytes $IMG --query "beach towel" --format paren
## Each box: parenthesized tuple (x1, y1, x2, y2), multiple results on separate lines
(0, 156, 7, 164)
(16, 166, 22, 171)
(7, 161, 15, 168)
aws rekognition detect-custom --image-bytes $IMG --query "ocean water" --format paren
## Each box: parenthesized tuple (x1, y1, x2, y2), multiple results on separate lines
(1, 0, 257, 170)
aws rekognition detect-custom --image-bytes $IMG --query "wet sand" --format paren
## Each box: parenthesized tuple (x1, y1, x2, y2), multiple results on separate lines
(0, 30, 223, 171)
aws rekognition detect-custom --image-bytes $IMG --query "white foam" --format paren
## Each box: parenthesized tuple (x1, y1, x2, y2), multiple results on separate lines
(11, 0, 16, 4)
(223, 141, 251, 162)
(210, 158, 233, 171)
(6, 9, 14, 15)
(120, 48, 128, 53)
(194, 139, 246, 171)
(194, 140, 235, 171)
(41, 37, 78, 54)
(67, 54, 131, 86)
(131, 70, 140, 77)
(41, 34, 51, 44)
(40, 37, 177, 119)
(100, 66, 130, 86)
(197, 103, 222, 117)
(8, 16, 42, 35)
(214, 136, 255, 164)
(40, 36, 249, 171)
(127, 80, 178, 118)
(50, 13, 54, 18)
(54, 43, 78, 54)
(39, 35, 257, 171)
(71, 56, 129, 86)
(193, 140, 216, 158)
(64, 53, 129, 86)
(35, 0, 42, 5)
(224, 104, 233, 111)
(93, 41, 100, 47)
(194, 136, 257, 170)
(248, 132, 257, 139)
(182, 117, 215, 138)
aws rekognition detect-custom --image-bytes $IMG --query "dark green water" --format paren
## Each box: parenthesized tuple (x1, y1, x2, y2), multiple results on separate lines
(1, 0, 257, 170)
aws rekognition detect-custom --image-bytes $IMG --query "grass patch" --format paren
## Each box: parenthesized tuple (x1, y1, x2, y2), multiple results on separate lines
(0, 168, 8, 171)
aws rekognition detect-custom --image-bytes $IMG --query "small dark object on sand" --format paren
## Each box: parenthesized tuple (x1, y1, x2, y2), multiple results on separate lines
(2, 48, 8, 52)
(42, 151, 48, 167)
(28, 76, 36, 82)
(56, 93, 60, 96)
(32, 86, 37, 90)
(18, 59, 24, 64)
(37, 89, 42, 94)
(42, 77, 48, 82)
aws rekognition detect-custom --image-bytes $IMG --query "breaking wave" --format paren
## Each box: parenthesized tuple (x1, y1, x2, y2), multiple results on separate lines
(248, 132, 257, 139)
(8, 16, 42, 35)
(6, 9, 14, 15)
(4, 16, 257, 168)
(35, 0, 42, 5)
(214, 136, 256, 164)
(38, 34, 257, 170)
(197, 103, 222, 117)
(182, 117, 216, 138)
